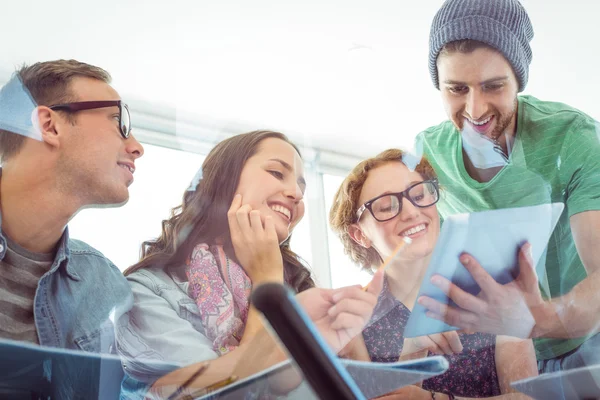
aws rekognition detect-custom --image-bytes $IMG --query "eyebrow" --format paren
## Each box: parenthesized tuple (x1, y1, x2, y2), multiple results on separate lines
(371, 180, 424, 197)
(443, 76, 509, 86)
(269, 158, 307, 187)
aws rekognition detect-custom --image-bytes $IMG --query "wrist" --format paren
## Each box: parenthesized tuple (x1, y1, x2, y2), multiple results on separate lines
(529, 300, 558, 339)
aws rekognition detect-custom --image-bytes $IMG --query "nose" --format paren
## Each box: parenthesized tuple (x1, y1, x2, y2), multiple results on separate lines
(399, 196, 419, 221)
(126, 134, 145, 160)
(284, 182, 304, 203)
(465, 89, 487, 120)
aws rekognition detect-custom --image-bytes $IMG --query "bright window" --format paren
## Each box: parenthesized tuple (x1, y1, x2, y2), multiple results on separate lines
(68, 144, 205, 271)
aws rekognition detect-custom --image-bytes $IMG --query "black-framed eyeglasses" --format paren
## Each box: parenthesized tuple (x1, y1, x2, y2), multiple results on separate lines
(356, 180, 439, 222)
(49, 100, 131, 139)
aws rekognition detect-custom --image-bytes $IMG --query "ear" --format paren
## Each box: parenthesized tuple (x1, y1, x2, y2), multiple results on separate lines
(34, 106, 62, 149)
(348, 223, 372, 249)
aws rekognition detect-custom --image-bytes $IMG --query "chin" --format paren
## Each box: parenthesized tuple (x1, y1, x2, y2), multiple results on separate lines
(276, 230, 291, 245)
(99, 190, 130, 207)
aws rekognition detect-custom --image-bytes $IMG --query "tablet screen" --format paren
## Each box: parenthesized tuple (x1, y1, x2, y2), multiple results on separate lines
(404, 202, 564, 338)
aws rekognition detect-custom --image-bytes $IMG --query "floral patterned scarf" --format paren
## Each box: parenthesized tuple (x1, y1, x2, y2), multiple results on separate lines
(186, 243, 252, 355)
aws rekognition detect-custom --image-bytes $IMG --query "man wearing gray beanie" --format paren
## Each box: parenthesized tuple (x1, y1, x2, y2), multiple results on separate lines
(415, 0, 600, 376)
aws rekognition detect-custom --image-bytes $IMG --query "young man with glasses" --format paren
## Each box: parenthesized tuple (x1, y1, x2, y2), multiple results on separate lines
(415, 0, 600, 373)
(0, 60, 144, 353)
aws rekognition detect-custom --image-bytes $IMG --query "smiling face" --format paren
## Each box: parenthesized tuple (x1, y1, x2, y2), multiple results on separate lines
(234, 137, 306, 243)
(437, 47, 519, 142)
(352, 162, 440, 262)
(55, 77, 144, 205)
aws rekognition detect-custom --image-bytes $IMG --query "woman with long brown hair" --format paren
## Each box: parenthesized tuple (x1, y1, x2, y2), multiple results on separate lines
(116, 130, 383, 398)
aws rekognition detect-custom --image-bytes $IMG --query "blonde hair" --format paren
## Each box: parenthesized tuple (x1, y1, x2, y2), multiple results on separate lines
(329, 148, 437, 269)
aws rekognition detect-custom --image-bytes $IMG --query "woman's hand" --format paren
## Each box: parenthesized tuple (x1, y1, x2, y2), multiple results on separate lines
(296, 269, 385, 352)
(227, 194, 283, 283)
(400, 331, 463, 360)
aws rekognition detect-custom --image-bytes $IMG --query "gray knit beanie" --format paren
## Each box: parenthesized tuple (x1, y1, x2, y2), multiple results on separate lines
(429, 0, 534, 92)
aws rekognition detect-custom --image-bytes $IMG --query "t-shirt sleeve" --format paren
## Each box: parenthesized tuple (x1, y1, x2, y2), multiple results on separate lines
(560, 116, 600, 216)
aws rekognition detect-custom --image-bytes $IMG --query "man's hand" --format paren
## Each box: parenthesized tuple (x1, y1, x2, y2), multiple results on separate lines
(417, 243, 544, 339)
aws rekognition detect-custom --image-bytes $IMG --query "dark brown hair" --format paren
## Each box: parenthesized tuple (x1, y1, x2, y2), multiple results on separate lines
(124, 130, 315, 293)
(329, 148, 437, 269)
(438, 39, 499, 59)
(0, 59, 111, 162)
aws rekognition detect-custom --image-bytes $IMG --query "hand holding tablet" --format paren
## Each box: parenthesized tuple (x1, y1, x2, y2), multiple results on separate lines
(404, 203, 564, 339)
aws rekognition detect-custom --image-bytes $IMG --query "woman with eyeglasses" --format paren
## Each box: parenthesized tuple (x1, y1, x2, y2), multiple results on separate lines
(329, 149, 538, 400)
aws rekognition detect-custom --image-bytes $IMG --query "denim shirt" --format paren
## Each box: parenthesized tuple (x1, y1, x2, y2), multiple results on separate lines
(0, 217, 133, 353)
(116, 265, 218, 383)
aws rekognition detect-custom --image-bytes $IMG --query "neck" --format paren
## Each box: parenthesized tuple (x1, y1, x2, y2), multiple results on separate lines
(384, 254, 431, 310)
(495, 118, 517, 155)
(463, 107, 518, 183)
(1, 160, 81, 254)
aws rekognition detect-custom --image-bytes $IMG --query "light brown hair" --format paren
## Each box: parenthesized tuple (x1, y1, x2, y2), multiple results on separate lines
(124, 130, 315, 293)
(0, 59, 111, 162)
(329, 148, 437, 269)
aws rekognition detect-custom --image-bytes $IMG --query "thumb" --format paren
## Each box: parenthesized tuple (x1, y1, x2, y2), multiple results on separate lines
(367, 268, 385, 297)
(518, 242, 539, 291)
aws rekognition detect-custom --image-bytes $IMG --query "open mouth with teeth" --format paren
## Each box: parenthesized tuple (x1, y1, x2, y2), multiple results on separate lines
(399, 223, 427, 238)
(466, 115, 494, 135)
(269, 203, 292, 223)
(118, 163, 135, 174)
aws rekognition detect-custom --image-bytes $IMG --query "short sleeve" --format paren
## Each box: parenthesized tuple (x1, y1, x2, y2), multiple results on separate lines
(560, 116, 600, 217)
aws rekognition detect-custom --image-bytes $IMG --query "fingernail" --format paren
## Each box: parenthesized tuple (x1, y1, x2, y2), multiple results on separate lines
(332, 293, 342, 302)
(328, 306, 336, 316)
(460, 255, 469, 265)
(431, 276, 441, 285)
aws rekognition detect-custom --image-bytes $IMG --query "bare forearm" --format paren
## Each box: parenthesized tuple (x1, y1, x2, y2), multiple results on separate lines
(531, 269, 600, 339)
(152, 331, 287, 395)
(153, 302, 287, 394)
(241, 305, 270, 342)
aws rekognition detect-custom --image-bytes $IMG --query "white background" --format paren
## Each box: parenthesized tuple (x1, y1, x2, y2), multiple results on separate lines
(2, 0, 598, 287)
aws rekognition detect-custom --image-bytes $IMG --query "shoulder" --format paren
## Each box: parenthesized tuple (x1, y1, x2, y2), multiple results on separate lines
(126, 265, 187, 296)
(520, 95, 595, 128)
(418, 120, 456, 141)
(67, 239, 122, 273)
(416, 120, 458, 160)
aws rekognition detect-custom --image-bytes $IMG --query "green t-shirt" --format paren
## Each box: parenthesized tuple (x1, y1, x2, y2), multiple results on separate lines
(418, 95, 600, 360)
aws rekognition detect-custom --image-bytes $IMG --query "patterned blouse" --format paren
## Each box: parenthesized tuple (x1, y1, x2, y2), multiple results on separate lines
(362, 279, 501, 398)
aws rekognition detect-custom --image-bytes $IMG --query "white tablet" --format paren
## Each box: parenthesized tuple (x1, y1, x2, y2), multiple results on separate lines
(404, 202, 564, 338)
(511, 364, 600, 400)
